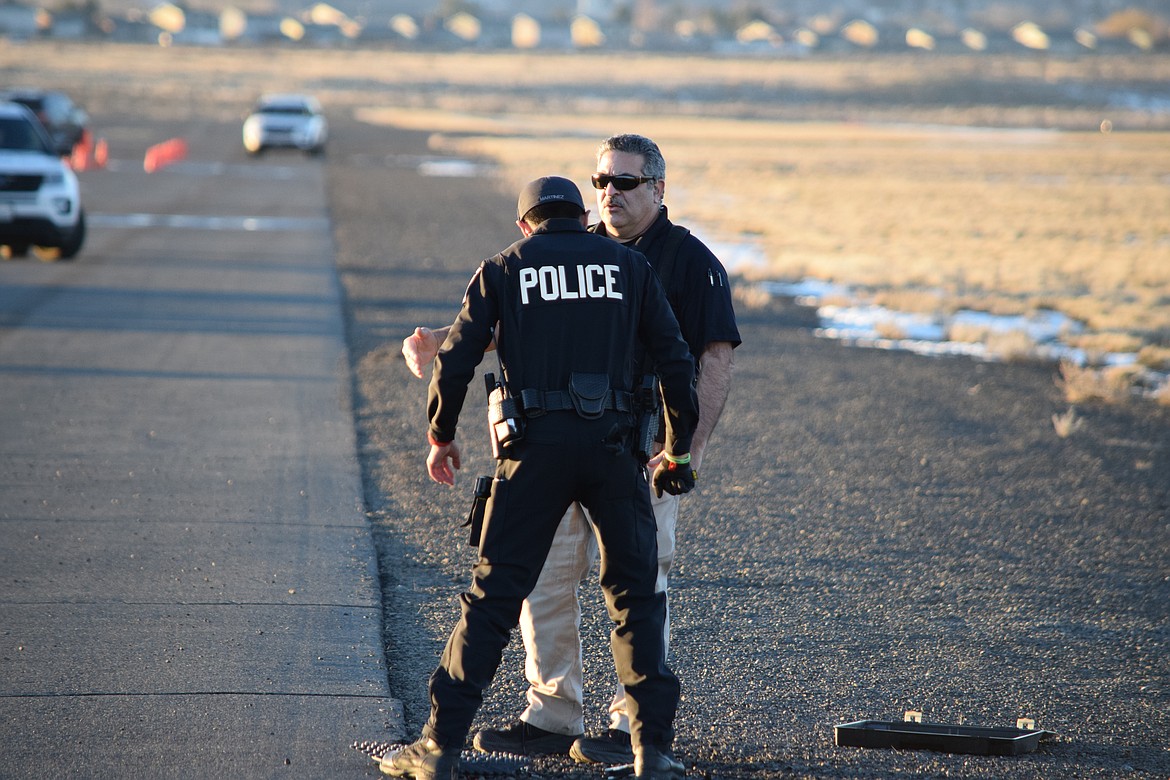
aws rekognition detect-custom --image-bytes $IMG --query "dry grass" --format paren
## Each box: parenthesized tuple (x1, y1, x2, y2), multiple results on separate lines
(1056, 359, 1142, 404)
(429, 120, 1170, 344)
(1065, 330, 1146, 359)
(1138, 344, 1170, 371)
(731, 284, 774, 312)
(427, 118, 1170, 381)
(872, 319, 909, 340)
(1156, 382, 1170, 407)
(978, 329, 1040, 363)
(6, 42, 1169, 393)
(1051, 406, 1086, 438)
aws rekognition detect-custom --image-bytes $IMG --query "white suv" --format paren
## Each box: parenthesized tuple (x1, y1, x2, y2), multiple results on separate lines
(0, 101, 85, 259)
(242, 93, 327, 156)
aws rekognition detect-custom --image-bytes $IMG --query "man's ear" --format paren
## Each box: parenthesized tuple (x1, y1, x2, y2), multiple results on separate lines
(579, 211, 589, 227)
(516, 219, 535, 237)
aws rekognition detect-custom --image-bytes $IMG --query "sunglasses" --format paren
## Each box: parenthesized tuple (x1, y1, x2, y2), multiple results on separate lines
(591, 173, 656, 191)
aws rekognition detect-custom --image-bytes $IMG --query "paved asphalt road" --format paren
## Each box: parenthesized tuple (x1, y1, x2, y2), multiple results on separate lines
(0, 121, 398, 778)
(3, 110, 1169, 780)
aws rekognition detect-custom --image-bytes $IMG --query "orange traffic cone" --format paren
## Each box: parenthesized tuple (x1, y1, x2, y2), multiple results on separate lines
(93, 138, 108, 169)
(70, 129, 93, 171)
(144, 138, 188, 173)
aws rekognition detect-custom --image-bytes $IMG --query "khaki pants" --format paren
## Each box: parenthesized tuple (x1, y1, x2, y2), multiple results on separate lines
(518, 490, 680, 735)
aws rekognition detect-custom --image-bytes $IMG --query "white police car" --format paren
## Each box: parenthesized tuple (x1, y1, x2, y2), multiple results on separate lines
(242, 93, 328, 156)
(0, 101, 85, 260)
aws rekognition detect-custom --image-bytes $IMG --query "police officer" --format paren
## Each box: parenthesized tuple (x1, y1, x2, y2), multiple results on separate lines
(404, 136, 740, 764)
(382, 177, 698, 780)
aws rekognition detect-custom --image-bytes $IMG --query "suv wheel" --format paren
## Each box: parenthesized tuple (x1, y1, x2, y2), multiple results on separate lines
(57, 210, 86, 259)
(31, 212, 85, 262)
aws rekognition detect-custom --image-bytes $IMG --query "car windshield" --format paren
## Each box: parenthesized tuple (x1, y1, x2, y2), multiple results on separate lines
(259, 105, 314, 116)
(0, 117, 52, 153)
(13, 98, 45, 113)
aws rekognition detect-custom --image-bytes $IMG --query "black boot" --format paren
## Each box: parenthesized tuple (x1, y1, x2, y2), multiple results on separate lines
(473, 720, 581, 755)
(634, 744, 684, 779)
(380, 737, 459, 780)
(570, 729, 634, 764)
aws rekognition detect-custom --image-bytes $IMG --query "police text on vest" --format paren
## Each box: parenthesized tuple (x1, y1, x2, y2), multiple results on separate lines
(519, 264, 623, 304)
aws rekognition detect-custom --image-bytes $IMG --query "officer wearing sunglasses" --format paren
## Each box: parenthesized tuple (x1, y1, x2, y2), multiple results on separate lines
(472, 134, 741, 766)
(591, 173, 657, 190)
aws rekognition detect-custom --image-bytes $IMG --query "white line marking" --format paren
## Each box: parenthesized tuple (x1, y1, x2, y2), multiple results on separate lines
(88, 214, 329, 232)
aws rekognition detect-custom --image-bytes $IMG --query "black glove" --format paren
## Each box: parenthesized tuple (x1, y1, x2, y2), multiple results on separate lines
(652, 457, 696, 498)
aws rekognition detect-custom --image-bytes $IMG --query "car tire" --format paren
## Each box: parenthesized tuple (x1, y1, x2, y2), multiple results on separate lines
(57, 210, 86, 260)
(7, 243, 31, 258)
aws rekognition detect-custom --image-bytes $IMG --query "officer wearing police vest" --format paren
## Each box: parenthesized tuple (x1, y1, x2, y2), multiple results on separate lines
(382, 176, 698, 780)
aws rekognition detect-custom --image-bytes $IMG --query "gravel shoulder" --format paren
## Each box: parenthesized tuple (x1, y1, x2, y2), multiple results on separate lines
(327, 118, 1170, 779)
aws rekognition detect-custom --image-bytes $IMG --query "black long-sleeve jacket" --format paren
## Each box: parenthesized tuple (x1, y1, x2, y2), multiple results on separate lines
(427, 218, 697, 455)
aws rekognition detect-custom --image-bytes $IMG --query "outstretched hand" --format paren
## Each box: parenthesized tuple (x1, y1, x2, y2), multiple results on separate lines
(402, 327, 439, 379)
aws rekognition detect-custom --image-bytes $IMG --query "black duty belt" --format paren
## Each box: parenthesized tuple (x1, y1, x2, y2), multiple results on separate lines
(520, 388, 634, 418)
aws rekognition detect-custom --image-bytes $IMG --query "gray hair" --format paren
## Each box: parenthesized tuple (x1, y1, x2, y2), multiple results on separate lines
(596, 134, 666, 180)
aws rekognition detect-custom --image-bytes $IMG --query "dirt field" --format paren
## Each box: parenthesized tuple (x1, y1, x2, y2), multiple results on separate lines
(323, 118, 1170, 779)
(7, 42, 1170, 380)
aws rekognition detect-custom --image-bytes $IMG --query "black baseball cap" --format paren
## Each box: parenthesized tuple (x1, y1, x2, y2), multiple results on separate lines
(516, 176, 585, 220)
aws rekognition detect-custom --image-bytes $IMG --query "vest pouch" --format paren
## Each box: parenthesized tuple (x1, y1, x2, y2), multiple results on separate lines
(568, 372, 609, 419)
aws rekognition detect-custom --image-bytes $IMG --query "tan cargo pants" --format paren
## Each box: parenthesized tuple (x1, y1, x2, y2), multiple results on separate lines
(517, 490, 680, 735)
